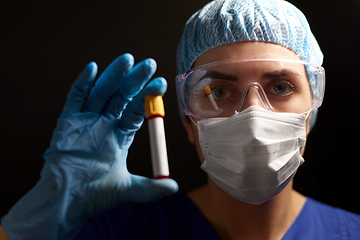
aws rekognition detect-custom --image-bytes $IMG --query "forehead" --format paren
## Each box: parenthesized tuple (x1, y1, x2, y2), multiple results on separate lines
(193, 41, 302, 68)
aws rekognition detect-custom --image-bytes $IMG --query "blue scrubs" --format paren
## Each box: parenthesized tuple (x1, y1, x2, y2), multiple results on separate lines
(75, 193, 360, 239)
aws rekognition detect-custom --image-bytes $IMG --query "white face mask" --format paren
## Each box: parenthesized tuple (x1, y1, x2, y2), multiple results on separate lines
(195, 106, 307, 205)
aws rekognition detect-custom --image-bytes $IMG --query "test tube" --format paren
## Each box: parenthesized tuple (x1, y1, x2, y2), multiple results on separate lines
(145, 95, 170, 179)
(204, 86, 219, 111)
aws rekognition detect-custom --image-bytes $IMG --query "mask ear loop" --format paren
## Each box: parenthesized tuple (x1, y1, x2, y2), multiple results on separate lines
(304, 110, 311, 120)
(301, 106, 313, 120)
(188, 115, 198, 126)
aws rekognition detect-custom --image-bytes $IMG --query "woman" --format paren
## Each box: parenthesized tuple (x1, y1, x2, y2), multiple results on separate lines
(1, 0, 359, 239)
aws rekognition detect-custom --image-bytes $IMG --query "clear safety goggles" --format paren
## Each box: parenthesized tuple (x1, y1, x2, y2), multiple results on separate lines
(176, 58, 325, 119)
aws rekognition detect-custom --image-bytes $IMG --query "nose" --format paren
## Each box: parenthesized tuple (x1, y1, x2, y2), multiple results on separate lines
(239, 86, 271, 112)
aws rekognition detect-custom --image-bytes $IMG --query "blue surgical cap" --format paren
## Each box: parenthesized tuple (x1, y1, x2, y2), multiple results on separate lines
(176, 0, 324, 130)
(176, 0, 323, 74)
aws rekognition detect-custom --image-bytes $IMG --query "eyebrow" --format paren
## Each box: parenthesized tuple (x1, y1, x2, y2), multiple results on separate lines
(262, 69, 302, 79)
(200, 69, 302, 81)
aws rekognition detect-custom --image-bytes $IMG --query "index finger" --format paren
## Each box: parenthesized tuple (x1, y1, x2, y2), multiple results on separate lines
(82, 53, 134, 113)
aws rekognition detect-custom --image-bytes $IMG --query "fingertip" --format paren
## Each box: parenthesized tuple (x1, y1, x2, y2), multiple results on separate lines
(146, 58, 156, 67)
(120, 53, 135, 66)
(87, 61, 97, 68)
(147, 77, 168, 96)
(156, 178, 179, 193)
(112, 54, 134, 75)
(86, 62, 98, 77)
(79, 61, 98, 83)
(105, 54, 134, 79)
(142, 58, 157, 75)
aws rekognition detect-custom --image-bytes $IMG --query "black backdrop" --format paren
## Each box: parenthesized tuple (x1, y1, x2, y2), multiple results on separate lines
(1, 0, 360, 218)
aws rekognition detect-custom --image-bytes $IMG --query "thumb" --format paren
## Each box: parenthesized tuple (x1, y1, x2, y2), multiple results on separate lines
(128, 175, 179, 202)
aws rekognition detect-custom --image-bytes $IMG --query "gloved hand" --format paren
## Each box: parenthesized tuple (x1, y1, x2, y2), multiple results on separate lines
(1, 53, 179, 240)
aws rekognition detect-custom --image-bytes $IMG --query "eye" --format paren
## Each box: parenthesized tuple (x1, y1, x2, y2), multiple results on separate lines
(272, 81, 295, 96)
(212, 87, 229, 99)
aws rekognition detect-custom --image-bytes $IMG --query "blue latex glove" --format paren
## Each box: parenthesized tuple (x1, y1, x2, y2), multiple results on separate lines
(1, 53, 179, 240)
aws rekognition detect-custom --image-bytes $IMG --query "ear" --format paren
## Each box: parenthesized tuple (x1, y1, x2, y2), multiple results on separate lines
(184, 115, 196, 144)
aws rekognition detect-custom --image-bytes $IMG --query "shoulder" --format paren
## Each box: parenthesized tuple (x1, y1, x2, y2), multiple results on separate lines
(306, 197, 360, 221)
(308, 198, 360, 235)
(285, 197, 360, 240)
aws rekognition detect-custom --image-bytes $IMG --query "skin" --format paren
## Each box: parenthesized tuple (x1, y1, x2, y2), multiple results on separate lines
(185, 41, 311, 240)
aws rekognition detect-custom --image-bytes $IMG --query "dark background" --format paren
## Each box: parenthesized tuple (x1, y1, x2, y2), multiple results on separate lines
(1, 0, 359, 218)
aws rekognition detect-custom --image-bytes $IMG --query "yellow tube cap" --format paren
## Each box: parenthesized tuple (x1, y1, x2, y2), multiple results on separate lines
(204, 85, 212, 95)
(145, 95, 165, 118)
